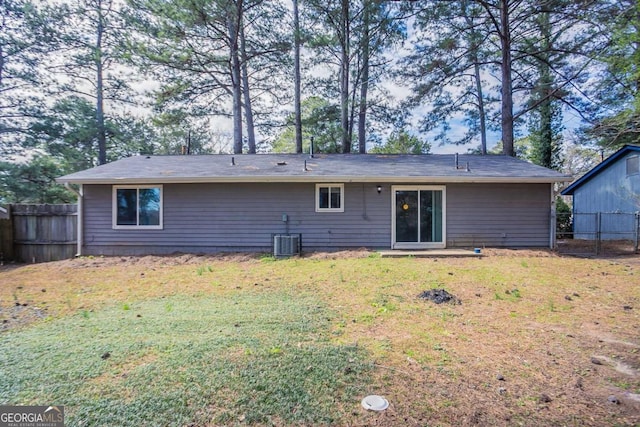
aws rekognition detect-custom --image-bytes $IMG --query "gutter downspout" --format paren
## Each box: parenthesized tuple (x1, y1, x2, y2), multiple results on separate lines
(550, 184, 556, 250)
(65, 183, 83, 257)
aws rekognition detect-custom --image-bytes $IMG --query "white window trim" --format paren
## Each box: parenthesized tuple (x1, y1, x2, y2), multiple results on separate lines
(315, 183, 344, 212)
(112, 185, 164, 230)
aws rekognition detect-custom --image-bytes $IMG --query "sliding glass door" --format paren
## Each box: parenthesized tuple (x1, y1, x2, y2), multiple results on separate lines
(393, 186, 445, 249)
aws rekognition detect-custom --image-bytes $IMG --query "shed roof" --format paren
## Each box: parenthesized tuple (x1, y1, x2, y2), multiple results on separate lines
(57, 153, 571, 185)
(561, 145, 640, 196)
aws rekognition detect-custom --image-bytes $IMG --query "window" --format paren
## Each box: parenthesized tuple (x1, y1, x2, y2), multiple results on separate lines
(316, 184, 344, 212)
(113, 185, 163, 229)
(627, 156, 639, 176)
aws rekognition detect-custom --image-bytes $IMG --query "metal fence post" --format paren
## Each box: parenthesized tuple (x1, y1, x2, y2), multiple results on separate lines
(550, 208, 557, 249)
(635, 212, 639, 254)
(595, 212, 601, 256)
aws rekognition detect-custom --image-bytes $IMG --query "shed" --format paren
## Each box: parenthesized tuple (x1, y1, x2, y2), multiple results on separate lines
(57, 153, 570, 256)
(561, 145, 640, 239)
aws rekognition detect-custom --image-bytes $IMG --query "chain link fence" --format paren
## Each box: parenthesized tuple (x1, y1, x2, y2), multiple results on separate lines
(555, 212, 640, 256)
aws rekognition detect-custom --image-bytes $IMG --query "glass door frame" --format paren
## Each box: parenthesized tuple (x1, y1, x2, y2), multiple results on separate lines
(391, 185, 446, 249)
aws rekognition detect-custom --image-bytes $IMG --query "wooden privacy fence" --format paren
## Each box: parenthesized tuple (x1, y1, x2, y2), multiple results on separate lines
(0, 204, 77, 263)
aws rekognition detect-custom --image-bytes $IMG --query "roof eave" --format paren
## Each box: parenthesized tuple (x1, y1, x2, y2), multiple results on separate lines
(562, 144, 640, 195)
(57, 175, 570, 185)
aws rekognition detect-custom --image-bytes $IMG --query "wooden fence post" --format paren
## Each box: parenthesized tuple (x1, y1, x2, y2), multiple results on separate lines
(0, 205, 14, 262)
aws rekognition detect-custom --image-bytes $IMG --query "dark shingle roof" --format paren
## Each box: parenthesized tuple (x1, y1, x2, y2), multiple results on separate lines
(57, 153, 570, 184)
(561, 145, 640, 195)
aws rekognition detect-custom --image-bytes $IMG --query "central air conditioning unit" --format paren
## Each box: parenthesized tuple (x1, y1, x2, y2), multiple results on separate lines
(273, 233, 301, 257)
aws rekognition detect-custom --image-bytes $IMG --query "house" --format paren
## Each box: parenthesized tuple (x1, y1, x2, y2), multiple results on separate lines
(56, 153, 570, 256)
(561, 144, 640, 240)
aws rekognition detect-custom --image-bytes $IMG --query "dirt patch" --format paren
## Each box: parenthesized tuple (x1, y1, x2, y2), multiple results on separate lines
(592, 355, 639, 377)
(303, 249, 373, 260)
(3, 250, 375, 270)
(556, 239, 639, 257)
(39, 252, 262, 270)
(0, 303, 48, 331)
(480, 248, 561, 257)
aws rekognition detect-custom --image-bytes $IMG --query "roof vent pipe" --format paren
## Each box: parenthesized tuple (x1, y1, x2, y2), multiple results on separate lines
(466, 161, 470, 172)
(454, 153, 459, 169)
(310, 136, 314, 159)
(231, 156, 235, 166)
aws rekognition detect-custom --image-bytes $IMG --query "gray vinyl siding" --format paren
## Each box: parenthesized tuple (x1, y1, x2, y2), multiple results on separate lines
(446, 183, 551, 247)
(82, 183, 391, 255)
(81, 182, 553, 255)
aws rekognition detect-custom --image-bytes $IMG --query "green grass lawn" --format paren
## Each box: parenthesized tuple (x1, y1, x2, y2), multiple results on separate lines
(0, 291, 370, 426)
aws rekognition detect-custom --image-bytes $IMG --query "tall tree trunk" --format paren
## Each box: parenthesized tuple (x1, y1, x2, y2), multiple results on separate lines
(239, 24, 256, 153)
(499, 0, 514, 156)
(293, 0, 303, 154)
(95, 0, 107, 165)
(340, 0, 350, 153)
(228, 2, 243, 154)
(0, 43, 4, 87)
(538, 6, 553, 168)
(462, 0, 487, 155)
(357, 0, 370, 154)
(349, 76, 357, 143)
(539, 94, 553, 167)
(474, 61, 488, 155)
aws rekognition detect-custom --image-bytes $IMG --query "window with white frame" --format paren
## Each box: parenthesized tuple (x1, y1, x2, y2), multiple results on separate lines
(316, 184, 344, 212)
(627, 156, 639, 176)
(113, 185, 163, 229)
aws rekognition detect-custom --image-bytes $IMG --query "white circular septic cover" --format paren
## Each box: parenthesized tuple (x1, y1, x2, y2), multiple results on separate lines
(361, 395, 389, 411)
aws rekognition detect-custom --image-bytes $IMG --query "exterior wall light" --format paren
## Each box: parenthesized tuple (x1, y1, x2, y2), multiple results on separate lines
(377, 185, 382, 194)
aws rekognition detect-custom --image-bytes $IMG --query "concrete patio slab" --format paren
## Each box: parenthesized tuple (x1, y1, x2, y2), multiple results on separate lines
(378, 249, 483, 258)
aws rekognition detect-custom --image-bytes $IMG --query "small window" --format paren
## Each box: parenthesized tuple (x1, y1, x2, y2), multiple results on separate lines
(316, 184, 344, 212)
(113, 185, 163, 229)
(627, 156, 639, 176)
